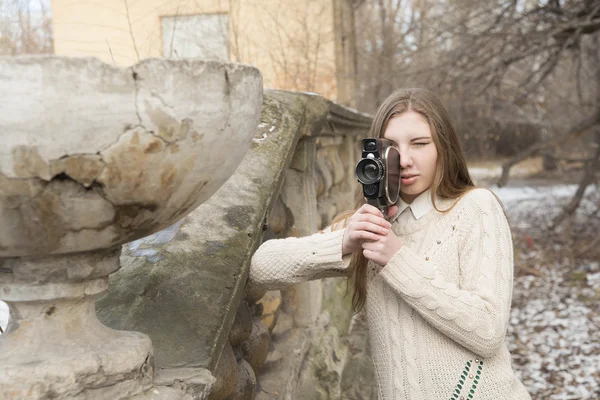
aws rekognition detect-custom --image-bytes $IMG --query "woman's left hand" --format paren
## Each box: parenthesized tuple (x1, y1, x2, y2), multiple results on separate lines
(361, 224, 403, 266)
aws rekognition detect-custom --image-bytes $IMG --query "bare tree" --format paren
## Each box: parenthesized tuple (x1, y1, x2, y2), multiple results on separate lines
(0, 0, 52, 55)
(443, 0, 600, 227)
(354, 0, 420, 110)
(353, 0, 600, 228)
(255, 0, 336, 95)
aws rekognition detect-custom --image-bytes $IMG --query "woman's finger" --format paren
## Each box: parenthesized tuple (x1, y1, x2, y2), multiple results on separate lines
(361, 240, 379, 251)
(350, 230, 381, 242)
(362, 248, 375, 259)
(352, 221, 389, 235)
(358, 204, 385, 218)
(354, 213, 391, 229)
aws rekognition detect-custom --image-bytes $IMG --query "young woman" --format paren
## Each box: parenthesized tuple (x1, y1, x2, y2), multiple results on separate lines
(249, 88, 530, 400)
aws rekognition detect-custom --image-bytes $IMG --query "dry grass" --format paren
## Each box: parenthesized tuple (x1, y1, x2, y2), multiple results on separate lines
(467, 156, 544, 175)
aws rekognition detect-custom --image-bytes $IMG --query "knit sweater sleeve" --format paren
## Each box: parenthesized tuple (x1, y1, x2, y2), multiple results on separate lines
(379, 189, 513, 358)
(249, 227, 352, 290)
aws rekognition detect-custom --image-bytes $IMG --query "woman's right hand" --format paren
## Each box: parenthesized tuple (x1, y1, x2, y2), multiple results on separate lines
(341, 204, 392, 256)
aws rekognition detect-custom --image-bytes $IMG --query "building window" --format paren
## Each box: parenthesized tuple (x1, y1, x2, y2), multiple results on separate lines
(161, 13, 228, 60)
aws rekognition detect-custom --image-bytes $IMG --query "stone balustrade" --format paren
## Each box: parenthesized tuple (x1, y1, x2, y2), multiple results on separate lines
(248, 93, 373, 399)
(1, 62, 373, 398)
(97, 90, 373, 399)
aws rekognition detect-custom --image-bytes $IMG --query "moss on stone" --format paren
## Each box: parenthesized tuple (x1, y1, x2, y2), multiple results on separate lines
(96, 90, 367, 377)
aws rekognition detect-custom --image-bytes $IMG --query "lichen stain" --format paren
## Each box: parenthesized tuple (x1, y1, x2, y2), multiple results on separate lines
(97, 163, 122, 191)
(169, 143, 180, 154)
(0, 172, 125, 256)
(114, 203, 157, 231)
(191, 132, 204, 143)
(12, 180, 66, 255)
(144, 138, 163, 154)
(0, 174, 45, 209)
(179, 118, 192, 140)
(224, 205, 255, 231)
(12, 145, 50, 180)
(160, 165, 177, 193)
(49, 155, 105, 187)
(158, 126, 176, 142)
(144, 99, 193, 142)
(131, 131, 140, 146)
(97, 127, 173, 206)
(173, 230, 190, 242)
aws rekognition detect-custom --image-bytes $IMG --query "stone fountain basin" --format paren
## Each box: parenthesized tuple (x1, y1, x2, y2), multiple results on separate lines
(0, 56, 263, 257)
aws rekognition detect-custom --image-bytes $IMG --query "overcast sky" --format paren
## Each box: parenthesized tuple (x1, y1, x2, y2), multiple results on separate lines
(0, 0, 51, 17)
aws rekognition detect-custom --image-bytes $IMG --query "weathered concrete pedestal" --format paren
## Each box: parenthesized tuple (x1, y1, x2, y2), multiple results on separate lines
(0, 56, 262, 399)
(0, 249, 153, 398)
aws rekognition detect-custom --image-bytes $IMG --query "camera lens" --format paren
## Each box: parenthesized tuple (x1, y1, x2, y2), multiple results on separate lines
(365, 141, 376, 151)
(363, 164, 378, 180)
(356, 158, 383, 184)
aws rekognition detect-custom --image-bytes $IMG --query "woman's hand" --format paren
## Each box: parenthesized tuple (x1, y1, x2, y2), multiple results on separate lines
(341, 204, 399, 256)
(361, 228, 402, 266)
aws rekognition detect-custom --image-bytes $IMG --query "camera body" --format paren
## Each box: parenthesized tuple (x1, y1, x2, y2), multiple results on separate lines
(355, 138, 401, 215)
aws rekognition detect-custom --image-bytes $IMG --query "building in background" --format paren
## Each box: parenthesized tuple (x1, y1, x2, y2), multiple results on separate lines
(51, 0, 359, 107)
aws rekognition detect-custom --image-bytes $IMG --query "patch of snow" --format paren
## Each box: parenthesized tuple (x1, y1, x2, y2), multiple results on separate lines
(468, 165, 538, 181)
(494, 185, 557, 203)
(507, 263, 600, 399)
(0, 301, 8, 333)
(490, 184, 594, 204)
(253, 133, 268, 143)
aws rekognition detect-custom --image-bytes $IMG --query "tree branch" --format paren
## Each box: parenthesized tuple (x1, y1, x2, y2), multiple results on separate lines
(497, 111, 600, 187)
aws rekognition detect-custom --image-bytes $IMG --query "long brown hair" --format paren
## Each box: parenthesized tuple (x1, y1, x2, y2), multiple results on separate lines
(332, 88, 475, 312)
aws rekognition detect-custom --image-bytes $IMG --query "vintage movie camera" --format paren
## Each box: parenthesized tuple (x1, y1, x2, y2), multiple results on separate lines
(355, 138, 401, 216)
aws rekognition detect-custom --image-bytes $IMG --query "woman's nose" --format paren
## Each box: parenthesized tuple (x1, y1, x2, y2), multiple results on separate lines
(399, 149, 413, 168)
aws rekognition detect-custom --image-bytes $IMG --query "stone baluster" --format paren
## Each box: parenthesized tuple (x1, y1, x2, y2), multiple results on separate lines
(0, 249, 155, 398)
(315, 136, 356, 227)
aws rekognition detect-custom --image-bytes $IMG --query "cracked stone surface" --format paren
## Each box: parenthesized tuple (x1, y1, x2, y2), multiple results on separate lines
(95, 92, 320, 373)
(0, 56, 263, 257)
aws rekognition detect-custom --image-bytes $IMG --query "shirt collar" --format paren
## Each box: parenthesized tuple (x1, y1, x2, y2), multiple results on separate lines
(390, 188, 437, 222)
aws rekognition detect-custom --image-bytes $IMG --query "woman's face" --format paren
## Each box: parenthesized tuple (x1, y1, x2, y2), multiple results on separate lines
(383, 111, 438, 204)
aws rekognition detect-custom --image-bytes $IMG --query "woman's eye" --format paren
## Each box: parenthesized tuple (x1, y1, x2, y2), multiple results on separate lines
(414, 142, 428, 147)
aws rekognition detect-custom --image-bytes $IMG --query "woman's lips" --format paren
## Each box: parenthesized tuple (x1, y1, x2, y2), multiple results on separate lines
(401, 175, 418, 185)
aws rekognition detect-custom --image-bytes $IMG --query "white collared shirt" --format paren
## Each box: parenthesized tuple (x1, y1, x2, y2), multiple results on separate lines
(390, 188, 438, 223)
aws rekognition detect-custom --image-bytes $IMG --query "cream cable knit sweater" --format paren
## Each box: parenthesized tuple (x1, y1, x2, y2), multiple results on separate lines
(249, 188, 530, 400)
